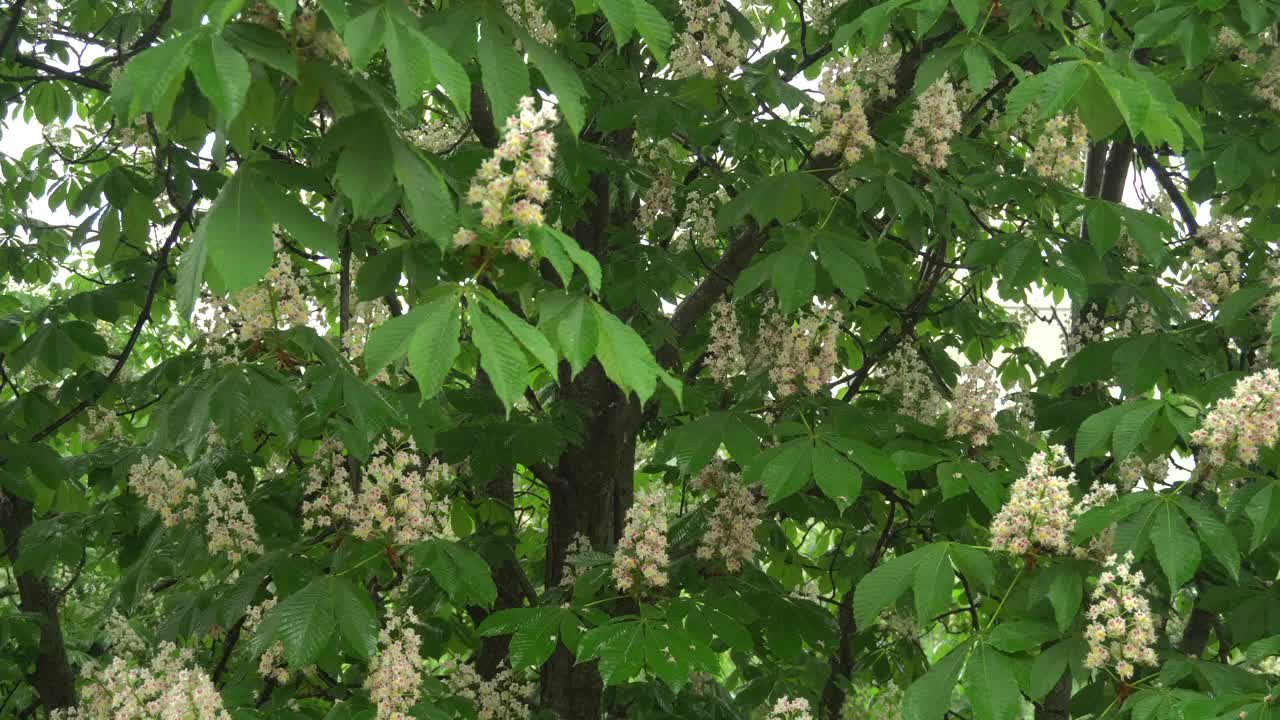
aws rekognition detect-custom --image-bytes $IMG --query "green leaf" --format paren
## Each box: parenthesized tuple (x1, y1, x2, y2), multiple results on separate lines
(1093, 65, 1151, 139)
(817, 233, 867, 302)
(200, 170, 274, 294)
(854, 546, 926, 629)
(408, 293, 463, 400)
(948, 544, 994, 592)
(364, 305, 425, 372)
(190, 34, 251, 123)
(546, 227, 602, 292)
(631, 0, 672, 64)
(965, 644, 1021, 720)
(903, 641, 969, 720)
(1047, 564, 1083, 632)
(272, 577, 336, 666)
(478, 21, 530, 126)
(988, 620, 1059, 653)
(259, 186, 339, 257)
(385, 18, 433, 107)
(597, 0, 635, 46)
(963, 44, 993, 92)
(337, 118, 396, 219)
(509, 609, 562, 669)
(332, 577, 378, 659)
(591, 302, 661, 402)
(550, 295, 597, 378)
(175, 230, 209, 322)
(952, 0, 979, 29)
(120, 32, 196, 126)
(477, 294, 558, 377)
(1086, 201, 1122, 254)
(356, 248, 402, 302)
(224, 22, 299, 77)
(1175, 495, 1240, 581)
(761, 438, 813, 503)
(1271, 310, 1280, 367)
(913, 542, 954, 625)
(1030, 640, 1078, 700)
(344, 7, 386, 70)
(1151, 502, 1200, 591)
(1074, 404, 1125, 459)
(523, 40, 587, 134)
(413, 540, 498, 608)
(845, 439, 906, 492)
(812, 441, 862, 511)
(392, 141, 457, 249)
(469, 303, 530, 414)
(421, 31, 472, 115)
(1112, 399, 1164, 460)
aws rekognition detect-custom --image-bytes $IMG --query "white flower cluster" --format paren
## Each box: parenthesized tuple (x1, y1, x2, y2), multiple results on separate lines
(502, 0, 556, 47)
(842, 682, 902, 720)
(767, 696, 814, 720)
(195, 240, 311, 359)
(406, 110, 470, 154)
(342, 298, 391, 359)
(84, 406, 126, 445)
(461, 96, 558, 256)
(946, 364, 1000, 446)
(366, 608, 424, 720)
(130, 437, 242, 555)
(128, 457, 198, 527)
(670, 0, 746, 79)
(877, 345, 944, 422)
(105, 611, 147, 659)
(1117, 455, 1168, 492)
(1084, 552, 1159, 681)
(559, 532, 594, 588)
(707, 299, 744, 384)
(814, 59, 875, 164)
(901, 75, 962, 169)
(803, 0, 844, 33)
(1062, 301, 1157, 358)
(851, 45, 901, 100)
(612, 485, 671, 593)
(293, 10, 349, 64)
(1257, 48, 1280, 112)
(757, 301, 843, 398)
(1027, 113, 1088, 182)
(696, 474, 765, 573)
(243, 598, 289, 684)
(52, 643, 230, 720)
(440, 659, 536, 720)
(691, 457, 734, 493)
(202, 473, 263, 563)
(1216, 27, 1261, 64)
(1192, 368, 1280, 467)
(1186, 218, 1245, 315)
(989, 446, 1080, 556)
(302, 433, 455, 545)
(671, 188, 727, 251)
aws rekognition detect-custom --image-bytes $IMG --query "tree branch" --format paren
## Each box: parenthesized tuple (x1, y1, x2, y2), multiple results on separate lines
(0, 0, 29, 57)
(31, 196, 197, 443)
(1136, 144, 1199, 235)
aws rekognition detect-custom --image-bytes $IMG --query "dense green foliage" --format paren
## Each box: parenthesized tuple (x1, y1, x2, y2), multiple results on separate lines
(3, 0, 1280, 719)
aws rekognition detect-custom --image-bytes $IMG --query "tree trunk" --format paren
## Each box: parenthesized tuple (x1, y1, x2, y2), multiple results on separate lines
(0, 490, 77, 712)
(1035, 671, 1072, 720)
(539, 361, 641, 719)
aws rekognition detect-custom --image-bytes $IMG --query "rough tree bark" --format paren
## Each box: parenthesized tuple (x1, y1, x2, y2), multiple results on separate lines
(0, 490, 77, 712)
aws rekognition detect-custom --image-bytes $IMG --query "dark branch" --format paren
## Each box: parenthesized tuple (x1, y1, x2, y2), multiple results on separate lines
(31, 196, 198, 442)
